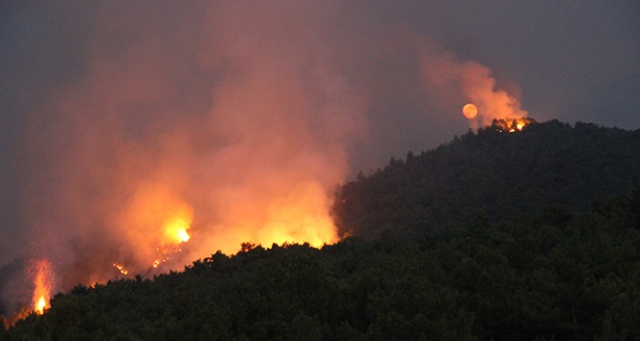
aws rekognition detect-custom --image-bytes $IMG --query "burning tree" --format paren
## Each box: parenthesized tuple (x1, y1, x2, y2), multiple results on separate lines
(491, 117, 535, 133)
(31, 259, 53, 315)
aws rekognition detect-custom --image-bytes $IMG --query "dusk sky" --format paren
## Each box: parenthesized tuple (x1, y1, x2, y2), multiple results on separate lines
(0, 1, 638, 306)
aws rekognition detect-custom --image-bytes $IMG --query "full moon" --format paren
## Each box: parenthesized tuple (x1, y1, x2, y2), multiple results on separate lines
(462, 103, 478, 119)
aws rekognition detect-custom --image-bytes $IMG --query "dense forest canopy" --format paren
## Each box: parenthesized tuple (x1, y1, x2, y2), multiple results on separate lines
(3, 119, 640, 340)
(333, 119, 640, 238)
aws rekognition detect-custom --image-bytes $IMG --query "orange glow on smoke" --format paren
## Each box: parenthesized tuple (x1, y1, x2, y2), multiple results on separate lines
(152, 213, 193, 268)
(259, 202, 336, 248)
(115, 183, 194, 271)
(203, 181, 339, 255)
(103, 176, 338, 278)
(462, 103, 478, 119)
(419, 46, 528, 129)
(32, 259, 53, 315)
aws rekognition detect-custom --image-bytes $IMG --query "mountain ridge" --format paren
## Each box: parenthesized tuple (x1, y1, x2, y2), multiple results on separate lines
(333, 119, 640, 238)
(3, 119, 640, 340)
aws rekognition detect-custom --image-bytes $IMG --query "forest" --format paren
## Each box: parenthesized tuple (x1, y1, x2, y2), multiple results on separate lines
(2, 119, 640, 340)
(334, 119, 640, 238)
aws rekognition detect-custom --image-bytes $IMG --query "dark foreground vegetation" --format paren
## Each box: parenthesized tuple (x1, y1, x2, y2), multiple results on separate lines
(3, 120, 640, 340)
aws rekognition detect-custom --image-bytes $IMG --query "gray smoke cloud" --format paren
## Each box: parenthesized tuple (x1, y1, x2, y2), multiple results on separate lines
(0, 0, 638, 310)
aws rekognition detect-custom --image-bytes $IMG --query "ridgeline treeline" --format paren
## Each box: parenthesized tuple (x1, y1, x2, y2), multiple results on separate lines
(334, 119, 640, 238)
(3, 120, 640, 340)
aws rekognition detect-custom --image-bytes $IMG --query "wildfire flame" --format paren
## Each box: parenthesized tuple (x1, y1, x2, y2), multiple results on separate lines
(32, 259, 53, 315)
(35, 296, 46, 314)
(147, 213, 194, 269)
(164, 216, 191, 244)
(113, 263, 129, 275)
(492, 117, 534, 133)
(202, 181, 339, 255)
(114, 183, 196, 272)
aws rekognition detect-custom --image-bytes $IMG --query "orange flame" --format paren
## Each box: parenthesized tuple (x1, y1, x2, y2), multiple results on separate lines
(115, 183, 195, 271)
(107, 179, 336, 276)
(492, 117, 534, 133)
(151, 214, 193, 268)
(113, 263, 129, 275)
(35, 296, 46, 314)
(201, 181, 339, 255)
(163, 216, 191, 244)
(32, 259, 53, 315)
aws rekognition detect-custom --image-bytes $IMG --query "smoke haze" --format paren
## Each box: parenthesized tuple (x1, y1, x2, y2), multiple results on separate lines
(1, 0, 638, 308)
(420, 43, 528, 128)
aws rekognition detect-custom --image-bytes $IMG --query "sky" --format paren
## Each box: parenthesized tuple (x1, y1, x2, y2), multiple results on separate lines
(0, 0, 638, 309)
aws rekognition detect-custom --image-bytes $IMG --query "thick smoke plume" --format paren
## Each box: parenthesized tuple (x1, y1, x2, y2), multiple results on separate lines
(420, 45, 528, 129)
(12, 2, 368, 293)
(3, 0, 525, 308)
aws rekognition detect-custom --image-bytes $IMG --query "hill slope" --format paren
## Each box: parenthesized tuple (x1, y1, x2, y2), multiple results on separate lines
(333, 120, 640, 238)
(3, 193, 640, 340)
(3, 119, 640, 340)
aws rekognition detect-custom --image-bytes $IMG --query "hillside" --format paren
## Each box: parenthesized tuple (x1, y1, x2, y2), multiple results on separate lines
(333, 119, 640, 238)
(3, 119, 640, 340)
(3, 193, 640, 340)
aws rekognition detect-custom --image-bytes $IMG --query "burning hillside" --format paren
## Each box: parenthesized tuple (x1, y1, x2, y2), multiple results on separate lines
(491, 117, 536, 132)
(0, 2, 541, 322)
(31, 260, 52, 315)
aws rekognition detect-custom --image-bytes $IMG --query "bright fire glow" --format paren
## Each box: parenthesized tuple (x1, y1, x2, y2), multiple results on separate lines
(36, 296, 46, 314)
(115, 183, 195, 272)
(492, 117, 534, 133)
(177, 229, 190, 242)
(150, 214, 193, 268)
(203, 181, 339, 255)
(113, 263, 128, 275)
(32, 259, 53, 315)
(164, 216, 191, 244)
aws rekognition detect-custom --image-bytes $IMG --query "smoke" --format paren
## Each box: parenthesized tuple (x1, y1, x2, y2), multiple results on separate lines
(0, 259, 26, 314)
(11, 1, 369, 292)
(0, 0, 534, 309)
(419, 43, 528, 129)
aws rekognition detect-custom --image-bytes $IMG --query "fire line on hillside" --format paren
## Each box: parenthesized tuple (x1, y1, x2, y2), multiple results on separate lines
(492, 118, 535, 133)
